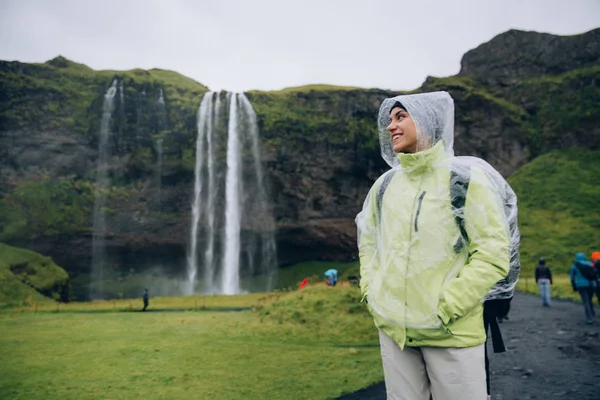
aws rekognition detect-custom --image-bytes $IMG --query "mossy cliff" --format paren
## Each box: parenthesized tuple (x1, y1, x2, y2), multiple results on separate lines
(0, 28, 598, 278)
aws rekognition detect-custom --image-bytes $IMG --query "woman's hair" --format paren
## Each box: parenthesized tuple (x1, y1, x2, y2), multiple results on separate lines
(389, 101, 406, 112)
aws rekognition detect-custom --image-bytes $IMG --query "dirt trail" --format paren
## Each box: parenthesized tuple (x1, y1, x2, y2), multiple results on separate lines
(338, 292, 600, 399)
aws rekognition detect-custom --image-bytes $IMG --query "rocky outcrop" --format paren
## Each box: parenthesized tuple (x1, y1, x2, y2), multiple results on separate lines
(459, 28, 600, 86)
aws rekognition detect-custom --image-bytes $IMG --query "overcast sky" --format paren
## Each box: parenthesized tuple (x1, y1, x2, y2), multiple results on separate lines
(0, 0, 598, 92)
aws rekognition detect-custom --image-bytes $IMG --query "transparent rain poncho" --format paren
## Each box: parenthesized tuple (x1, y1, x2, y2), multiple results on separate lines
(356, 91, 520, 329)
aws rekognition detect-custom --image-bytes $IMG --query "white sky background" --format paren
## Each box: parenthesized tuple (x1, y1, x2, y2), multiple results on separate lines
(0, 0, 598, 92)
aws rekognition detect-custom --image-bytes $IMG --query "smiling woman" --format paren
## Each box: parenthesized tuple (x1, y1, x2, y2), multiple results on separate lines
(356, 91, 521, 400)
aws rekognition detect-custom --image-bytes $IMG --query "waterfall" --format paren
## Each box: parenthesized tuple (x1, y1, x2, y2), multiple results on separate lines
(221, 93, 242, 294)
(155, 138, 163, 207)
(239, 94, 278, 289)
(90, 79, 118, 299)
(136, 90, 146, 147)
(157, 87, 165, 106)
(186, 91, 214, 295)
(119, 81, 124, 110)
(154, 87, 167, 209)
(203, 94, 220, 291)
(186, 91, 276, 295)
(117, 81, 125, 152)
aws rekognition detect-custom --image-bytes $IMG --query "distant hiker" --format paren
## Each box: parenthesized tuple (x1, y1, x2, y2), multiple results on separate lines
(324, 269, 338, 286)
(569, 253, 595, 324)
(592, 251, 600, 306)
(356, 92, 520, 400)
(142, 288, 149, 311)
(535, 257, 553, 307)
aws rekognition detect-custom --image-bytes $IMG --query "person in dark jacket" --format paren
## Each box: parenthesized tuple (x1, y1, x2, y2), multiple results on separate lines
(535, 258, 553, 307)
(569, 253, 595, 324)
(142, 288, 149, 311)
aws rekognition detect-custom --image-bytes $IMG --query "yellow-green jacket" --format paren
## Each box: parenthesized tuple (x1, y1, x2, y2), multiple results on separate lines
(356, 141, 510, 349)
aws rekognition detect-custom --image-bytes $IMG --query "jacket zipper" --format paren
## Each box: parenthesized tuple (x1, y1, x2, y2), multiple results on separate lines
(404, 183, 425, 344)
(414, 191, 426, 232)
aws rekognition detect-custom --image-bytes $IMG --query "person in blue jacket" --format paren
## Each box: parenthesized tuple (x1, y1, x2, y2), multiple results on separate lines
(324, 269, 338, 286)
(569, 252, 596, 324)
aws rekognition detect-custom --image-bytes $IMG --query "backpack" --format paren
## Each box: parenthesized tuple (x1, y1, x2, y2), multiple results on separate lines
(576, 262, 597, 281)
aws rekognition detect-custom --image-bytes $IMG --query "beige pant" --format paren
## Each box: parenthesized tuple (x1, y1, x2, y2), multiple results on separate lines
(379, 330, 486, 400)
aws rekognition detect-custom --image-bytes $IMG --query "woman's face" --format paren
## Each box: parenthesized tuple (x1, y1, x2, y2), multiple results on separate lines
(387, 106, 418, 153)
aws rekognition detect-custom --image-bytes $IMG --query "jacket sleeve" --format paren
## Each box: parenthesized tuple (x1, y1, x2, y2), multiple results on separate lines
(356, 181, 380, 302)
(438, 167, 511, 325)
(569, 265, 576, 288)
(535, 267, 540, 283)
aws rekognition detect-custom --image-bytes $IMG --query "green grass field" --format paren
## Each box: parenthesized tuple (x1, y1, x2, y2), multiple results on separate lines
(0, 286, 382, 400)
(0, 261, 587, 400)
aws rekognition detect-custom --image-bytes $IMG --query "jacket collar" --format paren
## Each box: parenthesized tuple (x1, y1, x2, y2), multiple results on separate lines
(396, 141, 446, 172)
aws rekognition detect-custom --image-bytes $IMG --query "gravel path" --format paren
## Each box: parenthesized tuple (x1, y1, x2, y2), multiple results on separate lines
(338, 292, 600, 399)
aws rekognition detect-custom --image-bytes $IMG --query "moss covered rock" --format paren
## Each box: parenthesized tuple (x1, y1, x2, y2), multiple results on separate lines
(0, 243, 70, 305)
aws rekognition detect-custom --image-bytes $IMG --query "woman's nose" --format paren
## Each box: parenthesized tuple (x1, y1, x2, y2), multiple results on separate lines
(386, 122, 394, 132)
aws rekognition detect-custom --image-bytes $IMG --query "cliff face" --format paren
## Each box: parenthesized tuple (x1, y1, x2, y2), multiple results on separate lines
(0, 29, 598, 280)
(459, 28, 600, 86)
(0, 57, 207, 274)
(457, 28, 600, 155)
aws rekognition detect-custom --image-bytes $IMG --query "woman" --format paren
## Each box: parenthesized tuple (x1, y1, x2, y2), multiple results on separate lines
(356, 91, 516, 400)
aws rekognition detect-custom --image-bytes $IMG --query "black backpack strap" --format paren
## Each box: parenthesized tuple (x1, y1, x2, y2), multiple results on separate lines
(485, 343, 490, 396)
(376, 170, 397, 221)
(450, 161, 471, 253)
(484, 299, 507, 354)
(484, 299, 509, 397)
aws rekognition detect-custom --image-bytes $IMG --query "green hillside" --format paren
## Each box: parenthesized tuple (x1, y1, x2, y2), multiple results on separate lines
(511, 65, 600, 154)
(0, 243, 70, 307)
(0, 56, 208, 134)
(509, 148, 600, 273)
